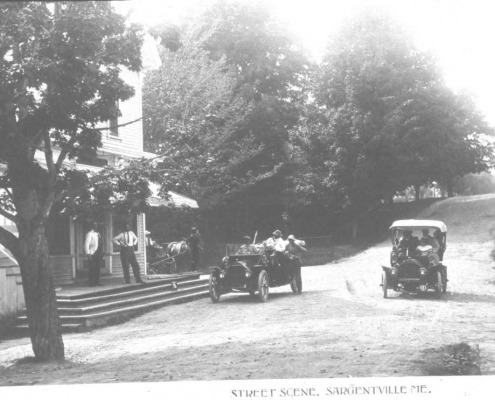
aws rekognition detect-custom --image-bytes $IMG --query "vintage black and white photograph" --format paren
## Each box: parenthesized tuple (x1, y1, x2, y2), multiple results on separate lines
(0, 0, 494, 397)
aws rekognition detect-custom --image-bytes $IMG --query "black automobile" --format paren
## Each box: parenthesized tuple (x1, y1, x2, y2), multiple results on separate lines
(209, 244, 302, 303)
(381, 219, 448, 298)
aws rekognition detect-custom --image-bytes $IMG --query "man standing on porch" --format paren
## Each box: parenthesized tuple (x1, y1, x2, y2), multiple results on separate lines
(113, 224, 145, 284)
(85, 222, 103, 286)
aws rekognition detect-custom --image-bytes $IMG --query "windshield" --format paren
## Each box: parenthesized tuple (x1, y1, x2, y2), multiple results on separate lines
(225, 243, 263, 256)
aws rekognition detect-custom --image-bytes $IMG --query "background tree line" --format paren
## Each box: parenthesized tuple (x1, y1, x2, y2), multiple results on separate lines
(143, 3, 494, 242)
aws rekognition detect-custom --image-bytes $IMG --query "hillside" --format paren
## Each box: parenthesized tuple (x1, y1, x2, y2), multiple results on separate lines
(417, 193, 495, 242)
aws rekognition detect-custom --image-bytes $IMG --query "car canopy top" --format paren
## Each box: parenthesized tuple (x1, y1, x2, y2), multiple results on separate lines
(389, 219, 447, 233)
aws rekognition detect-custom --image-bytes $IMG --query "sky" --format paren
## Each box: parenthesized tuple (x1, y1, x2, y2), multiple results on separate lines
(116, 0, 495, 125)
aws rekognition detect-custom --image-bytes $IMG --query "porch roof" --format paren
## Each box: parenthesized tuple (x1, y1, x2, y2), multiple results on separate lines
(147, 190, 198, 209)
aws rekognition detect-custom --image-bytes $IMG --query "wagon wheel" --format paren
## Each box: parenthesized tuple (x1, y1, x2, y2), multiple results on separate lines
(435, 270, 443, 298)
(381, 271, 388, 299)
(209, 272, 221, 303)
(258, 270, 269, 302)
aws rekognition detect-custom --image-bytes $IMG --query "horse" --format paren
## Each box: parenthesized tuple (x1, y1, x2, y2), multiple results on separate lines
(165, 240, 191, 274)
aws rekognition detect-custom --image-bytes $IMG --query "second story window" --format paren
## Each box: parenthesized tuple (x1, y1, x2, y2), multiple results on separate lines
(109, 101, 119, 137)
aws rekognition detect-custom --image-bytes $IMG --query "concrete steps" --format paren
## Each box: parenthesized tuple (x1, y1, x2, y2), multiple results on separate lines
(16, 274, 209, 333)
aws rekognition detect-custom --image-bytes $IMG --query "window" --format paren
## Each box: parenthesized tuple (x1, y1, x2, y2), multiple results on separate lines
(112, 214, 138, 253)
(46, 213, 71, 255)
(109, 101, 119, 137)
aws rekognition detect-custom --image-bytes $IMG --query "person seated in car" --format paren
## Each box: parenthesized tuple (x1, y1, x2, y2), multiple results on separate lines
(398, 230, 419, 256)
(419, 229, 440, 252)
(263, 230, 287, 267)
(236, 236, 259, 255)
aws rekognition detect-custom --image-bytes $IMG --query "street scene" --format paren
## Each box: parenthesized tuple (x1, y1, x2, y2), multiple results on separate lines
(1, 0, 495, 396)
(1, 194, 494, 383)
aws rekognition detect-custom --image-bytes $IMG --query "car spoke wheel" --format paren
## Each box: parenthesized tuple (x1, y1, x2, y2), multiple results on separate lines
(435, 270, 443, 298)
(209, 273, 221, 303)
(381, 271, 388, 299)
(258, 270, 269, 302)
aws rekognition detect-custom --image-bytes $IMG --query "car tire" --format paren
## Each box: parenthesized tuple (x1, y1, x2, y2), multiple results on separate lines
(381, 271, 388, 299)
(209, 272, 221, 303)
(435, 270, 443, 298)
(258, 270, 269, 302)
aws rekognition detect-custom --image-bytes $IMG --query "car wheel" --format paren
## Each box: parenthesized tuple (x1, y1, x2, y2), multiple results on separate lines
(209, 273, 221, 303)
(381, 271, 388, 299)
(435, 270, 443, 298)
(258, 270, 269, 302)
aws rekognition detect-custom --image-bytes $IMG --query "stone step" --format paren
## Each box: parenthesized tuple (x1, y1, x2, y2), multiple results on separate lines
(15, 275, 210, 332)
(55, 278, 206, 308)
(55, 282, 209, 316)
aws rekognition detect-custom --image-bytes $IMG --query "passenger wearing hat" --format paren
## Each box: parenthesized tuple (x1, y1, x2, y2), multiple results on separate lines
(263, 229, 287, 267)
(237, 236, 259, 255)
(263, 230, 286, 252)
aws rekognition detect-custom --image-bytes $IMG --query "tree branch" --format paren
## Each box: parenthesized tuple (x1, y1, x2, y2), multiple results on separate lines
(55, 133, 78, 173)
(43, 130, 56, 178)
(0, 206, 17, 224)
(0, 224, 20, 263)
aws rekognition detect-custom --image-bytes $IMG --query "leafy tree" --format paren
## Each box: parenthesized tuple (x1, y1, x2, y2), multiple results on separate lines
(0, 2, 143, 360)
(292, 12, 493, 238)
(144, 1, 311, 212)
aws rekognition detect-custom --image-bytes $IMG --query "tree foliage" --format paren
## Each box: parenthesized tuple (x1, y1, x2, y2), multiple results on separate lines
(144, 1, 311, 207)
(291, 12, 494, 221)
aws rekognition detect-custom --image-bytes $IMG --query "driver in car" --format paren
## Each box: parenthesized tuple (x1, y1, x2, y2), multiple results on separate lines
(237, 236, 259, 255)
(398, 230, 419, 256)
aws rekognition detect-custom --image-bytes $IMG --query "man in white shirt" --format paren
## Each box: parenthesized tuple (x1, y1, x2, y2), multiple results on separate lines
(113, 223, 145, 284)
(263, 230, 287, 267)
(84, 222, 103, 286)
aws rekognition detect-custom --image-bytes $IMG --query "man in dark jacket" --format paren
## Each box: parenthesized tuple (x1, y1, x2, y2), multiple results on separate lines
(186, 227, 202, 271)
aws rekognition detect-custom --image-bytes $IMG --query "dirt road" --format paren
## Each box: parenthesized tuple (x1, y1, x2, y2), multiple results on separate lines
(0, 195, 494, 384)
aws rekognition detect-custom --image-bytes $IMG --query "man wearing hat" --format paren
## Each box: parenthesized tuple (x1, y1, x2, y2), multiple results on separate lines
(237, 236, 259, 255)
(285, 234, 307, 265)
(263, 229, 287, 267)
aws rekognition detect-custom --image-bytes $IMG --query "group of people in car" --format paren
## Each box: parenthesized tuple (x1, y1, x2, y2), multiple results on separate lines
(237, 229, 307, 267)
(398, 228, 440, 258)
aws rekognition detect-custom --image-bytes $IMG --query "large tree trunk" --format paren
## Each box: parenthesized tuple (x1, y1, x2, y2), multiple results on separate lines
(17, 224, 64, 360)
(13, 176, 65, 361)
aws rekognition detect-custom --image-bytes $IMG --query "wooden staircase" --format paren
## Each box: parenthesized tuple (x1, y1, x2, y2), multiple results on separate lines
(16, 274, 209, 333)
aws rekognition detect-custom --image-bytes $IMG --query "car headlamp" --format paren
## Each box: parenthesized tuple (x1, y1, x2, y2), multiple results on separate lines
(245, 271, 251, 278)
(419, 268, 427, 276)
(391, 251, 398, 265)
(390, 267, 398, 276)
(219, 272, 225, 279)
